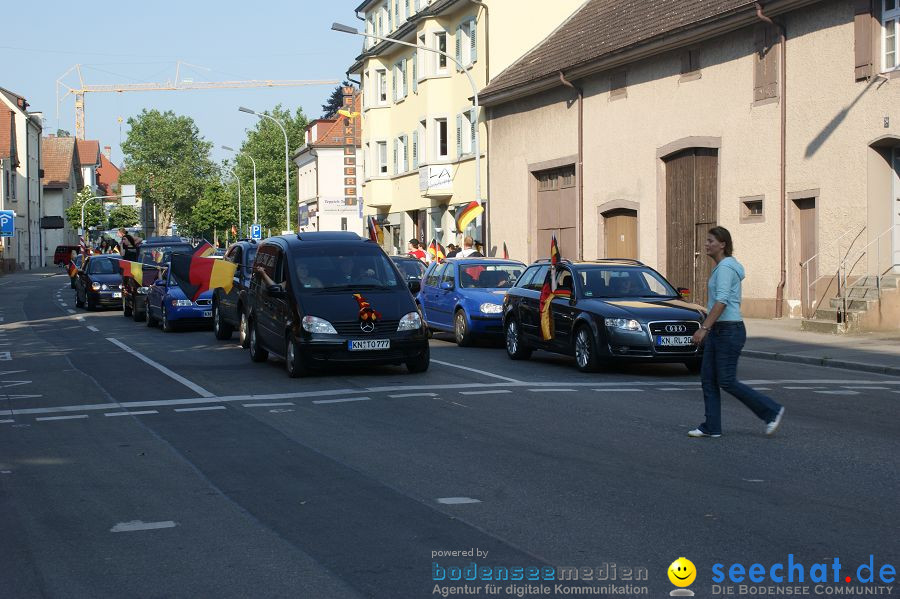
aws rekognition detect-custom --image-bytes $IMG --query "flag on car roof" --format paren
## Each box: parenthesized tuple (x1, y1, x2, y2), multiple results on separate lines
(118, 260, 145, 286)
(367, 216, 382, 242)
(427, 239, 446, 263)
(193, 240, 215, 257)
(455, 201, 484, 233)
(503, 242, 509, 260)
(539, 270, 571, 341)
(169, 253, 237, 301)
(550, 234, 561, 266)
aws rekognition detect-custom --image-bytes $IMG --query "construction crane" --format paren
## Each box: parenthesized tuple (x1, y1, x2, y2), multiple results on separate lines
(57, 62, 337, 139)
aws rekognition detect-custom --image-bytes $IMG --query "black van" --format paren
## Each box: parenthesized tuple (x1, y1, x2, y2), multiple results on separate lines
(245, 232, 430, 377)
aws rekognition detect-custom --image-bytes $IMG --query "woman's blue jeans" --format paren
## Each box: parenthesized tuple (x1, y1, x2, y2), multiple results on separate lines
(699, 321, 782, 435)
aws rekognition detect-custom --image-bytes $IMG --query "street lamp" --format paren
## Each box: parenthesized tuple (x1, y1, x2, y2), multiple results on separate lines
(331, 21, 484, 245)
(222, 145, 258, 225)
(224, 166, 242, 238)
(239, 107, 291, 233)
(81, 194, 124, 236)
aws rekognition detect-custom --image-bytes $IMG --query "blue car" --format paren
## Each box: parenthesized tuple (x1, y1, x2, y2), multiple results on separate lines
(146, 266, 214, 332)
(418, 258, 526, 346)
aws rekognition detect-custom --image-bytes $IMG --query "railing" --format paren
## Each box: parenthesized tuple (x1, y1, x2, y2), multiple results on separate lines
(833, 224, 898, 323)
(800, 227, 864, 319)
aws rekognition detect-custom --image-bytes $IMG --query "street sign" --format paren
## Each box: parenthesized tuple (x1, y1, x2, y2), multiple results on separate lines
(250, 224, 262, 240)
(0, 210, 14, 237)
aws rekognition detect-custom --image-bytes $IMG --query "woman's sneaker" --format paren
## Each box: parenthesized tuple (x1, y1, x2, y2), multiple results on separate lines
(766, 407, 785, 436)
(688, 428, 721, 438)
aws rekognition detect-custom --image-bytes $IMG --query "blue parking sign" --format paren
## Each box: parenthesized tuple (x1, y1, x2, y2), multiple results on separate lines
(250, 224, 262, 240)
(0, 210, 14, 237)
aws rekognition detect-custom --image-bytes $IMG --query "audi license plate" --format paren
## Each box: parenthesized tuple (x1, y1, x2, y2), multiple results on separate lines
(202, 311, 212, 318)
(656, 335, 694, 346)
(349, 339, 390, 351)
(112, 292, 121, 298)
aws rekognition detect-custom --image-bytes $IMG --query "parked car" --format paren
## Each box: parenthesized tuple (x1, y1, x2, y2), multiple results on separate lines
(245, 231, 429, 377)
(390, 255, 427, 283)
(145, 264, 214, 332)
(54, 245, 80, 266)
(122, 239, 193, 322)
(212, 240, 258, 346)
(74, 255, 123, 310)
(502, 259, 706, 372)
(418, 258, 526, 346)
(68, 254, 85, 288)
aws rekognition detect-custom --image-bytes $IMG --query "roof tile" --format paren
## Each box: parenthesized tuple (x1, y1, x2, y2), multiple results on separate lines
(42, 137, 80, 188)
(75, 139, 100, 167)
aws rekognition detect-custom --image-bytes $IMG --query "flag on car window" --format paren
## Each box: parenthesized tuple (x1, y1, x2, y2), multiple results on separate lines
(503, 242, 509, 260)
(193, 240, 215, 257)
(169, 253, 237, 301)
(550, 234, 561, 266)
(367, 216, 382, 243)
(67, 260, 78, 278)
(118, 260, 145, 286)
(539, 271, 571, 340)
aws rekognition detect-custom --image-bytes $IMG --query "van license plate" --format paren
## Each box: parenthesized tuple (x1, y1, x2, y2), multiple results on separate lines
(202, 311, 212, 318)
(656, 335, 693, 346)
(349, 339, 390, 351)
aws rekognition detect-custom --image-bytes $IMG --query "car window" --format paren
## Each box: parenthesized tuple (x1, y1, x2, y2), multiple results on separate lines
(441, 264, 456, 288)
(555, 268, 574, 292)
(426, 263, 446, 287)
(253, 244, 278, 278)
(516, 266, 538, 289)
(524, 265, 550, 291)
(289, 244, 401, 292)
(458, 264, 524, 288)
(138, 244, 192, 265)
(226, 246, 241, 265)
(577, 267, 677, 298)
(395, 259, 426, 280)
(89, 259, 120, 274)
(244, 246, 258, 271)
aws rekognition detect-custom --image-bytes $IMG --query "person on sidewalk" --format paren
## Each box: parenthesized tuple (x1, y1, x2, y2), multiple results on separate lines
(688, 226, 785, 438)
(457, 236, 483, 258)
(407, 239, 427, 262)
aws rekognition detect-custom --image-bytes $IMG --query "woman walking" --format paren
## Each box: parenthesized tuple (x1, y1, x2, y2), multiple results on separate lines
(688, 226, 785, 438)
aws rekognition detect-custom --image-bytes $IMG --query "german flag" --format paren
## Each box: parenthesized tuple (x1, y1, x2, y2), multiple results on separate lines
(367, 216, 382, 242)
(119, 260, 145, 286)
(455, 201, 484, 233)
(435, 242, 446, 262)
(550, 234, 561, 266)
(539, 271, 572, 340)
(503, 242, 509, 260)
(169, 253, 236, 301)
(193, 240, 215, 257)
(67, 259, 78, 278)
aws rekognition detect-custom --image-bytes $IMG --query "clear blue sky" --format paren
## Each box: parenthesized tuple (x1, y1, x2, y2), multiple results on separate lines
(3, 0, 366, 165)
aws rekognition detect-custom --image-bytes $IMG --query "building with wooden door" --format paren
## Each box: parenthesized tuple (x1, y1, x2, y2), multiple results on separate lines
(481, 0, 900, 328)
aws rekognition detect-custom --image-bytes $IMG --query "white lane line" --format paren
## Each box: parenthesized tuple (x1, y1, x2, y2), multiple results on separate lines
(814, 390, 860, 395)
(430, 359, 522, 383)
(59, 303, 68, 307)
(658, 387, 692, 391)
(436, 497, 481, 505)
(104, 411, 159, 417)
(75, 317, 85, 322)
(459, 390, 510, 396)
(593, 388, 643, 392)
(1, 353, 15, 361)
(313, 397, 371, 405)
(0, 419, 14, 424)
(174, 406, 227, 413)
(66, 309, 76, 314)
(106, 337, 214, 398)
(388, 392, 437, 398)
(783, 386, 824, 390)
(842, 386, 888, 390)
(110, 520, 177, 533)
(87, 326, 99, 332)
(529, 388, 576, 392)
(36, 415, 89, 421)
(0, 381, 31, 388)
(242, 402, 295, 408)
(0, 370, 26, 375)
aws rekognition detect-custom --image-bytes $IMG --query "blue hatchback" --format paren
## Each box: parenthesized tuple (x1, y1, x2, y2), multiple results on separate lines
(418, 258, 526, 346)
(146, 266, 214, 332)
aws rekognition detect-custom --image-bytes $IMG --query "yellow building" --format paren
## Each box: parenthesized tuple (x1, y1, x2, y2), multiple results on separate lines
(347, 0, 586, 255)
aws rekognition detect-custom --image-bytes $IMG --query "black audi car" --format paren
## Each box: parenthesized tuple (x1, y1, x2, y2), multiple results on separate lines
(74, 255, 123, 310)
(503, 259, 706, 372)
(212, 239, 258, 346)
(245, 232, 429, 377)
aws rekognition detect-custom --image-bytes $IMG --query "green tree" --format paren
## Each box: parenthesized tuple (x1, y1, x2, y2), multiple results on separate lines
(179, 177, 235, 244)
(232, 105, 308, 233)
(107, 204, 141, 230)
(65, 186, 104, 233)
(321, 81, 353, 118)
(119, 109, 217, 234)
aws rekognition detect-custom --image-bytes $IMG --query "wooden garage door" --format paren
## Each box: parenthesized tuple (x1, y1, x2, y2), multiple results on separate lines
(535, 165, 577, 259)
(664, 148, 718, 306)
(603, 209, 637, 259)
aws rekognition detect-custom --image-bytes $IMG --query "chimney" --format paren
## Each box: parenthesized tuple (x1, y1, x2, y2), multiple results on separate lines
(103, 146, 111, 159)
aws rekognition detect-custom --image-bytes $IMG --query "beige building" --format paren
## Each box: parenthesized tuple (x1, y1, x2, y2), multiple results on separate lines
(482, 0, 900, 330)
(347, 0, 586, 254)
(41, 136, 82, 266)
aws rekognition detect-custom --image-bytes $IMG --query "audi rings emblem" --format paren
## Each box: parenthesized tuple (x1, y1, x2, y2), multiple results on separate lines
(360, 321, 376, 333)
(664, 324, 687, 333)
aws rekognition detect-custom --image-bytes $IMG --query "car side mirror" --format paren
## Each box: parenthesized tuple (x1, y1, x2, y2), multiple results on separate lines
(677, 287, 690, 299)
(267, 284, 286, 298)
(440, 281, 454, 291)
(408, 280, 421, 294)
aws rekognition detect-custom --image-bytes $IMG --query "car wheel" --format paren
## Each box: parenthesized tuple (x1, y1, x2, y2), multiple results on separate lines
(574, 325, 601, 373)
(213, 303, 233, 340)
(123, 299, 132, 318)
(132, 303, 145, 322)
(249, 319, 269, 363)
(161, 306, 176, 333)
(505, 319, 532, 360)
(285, 335, 310, 378)
(454, 310, 473, 347)
(406, 343, 430, 373)
(684, 359, 702, 374)
(238, 310, 250, 349)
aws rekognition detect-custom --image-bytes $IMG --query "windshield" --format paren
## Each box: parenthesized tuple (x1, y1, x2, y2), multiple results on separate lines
(89, 258, 120, 274)
(138, 244, 192, 265)
(290, 245, 402, 292)
(577, 267, 678, 299)
(458, 264, 524, 288)
(394, 259, 426, 279)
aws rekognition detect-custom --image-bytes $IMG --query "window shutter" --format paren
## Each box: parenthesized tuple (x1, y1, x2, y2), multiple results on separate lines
(415, 0, 421, 11)
(393, 139, 398, 175)
(412, 54, 418, 92)
(469, 110, 476, 153)
(753, 25, 778, 101)
(469, 20, 477, 64)
(392, 67, 397, 102)
(455, 25, 463, 71)
(456, 114, 463, 157)
(405, 0, 410, 19)
(854, 0, 874, 80)
(403, 135, 409, 171)
(401, 59, 407, 98)
(412, 131, 418, 169)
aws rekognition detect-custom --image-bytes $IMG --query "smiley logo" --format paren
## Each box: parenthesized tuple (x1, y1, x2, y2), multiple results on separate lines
(668, 557, 696, 587)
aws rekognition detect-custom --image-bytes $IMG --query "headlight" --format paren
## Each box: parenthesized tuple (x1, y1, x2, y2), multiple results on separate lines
(101, 284, 109, 291)
(91, 282, 101, 291)
(137, 286, 150, 294)
(118, 284, 123, 290)
(604, 318, 642, 331)
(397, 311, 422, 331)
(480, 302, 502, 314)
(302, 315, 337, 334)
(172, 299, 193, 307)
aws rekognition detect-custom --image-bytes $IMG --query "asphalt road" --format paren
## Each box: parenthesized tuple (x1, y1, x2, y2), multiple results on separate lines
(1, 272, 898, 599)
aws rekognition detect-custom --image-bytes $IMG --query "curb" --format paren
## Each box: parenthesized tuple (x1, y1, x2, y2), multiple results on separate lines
(743, 350, 900, 377)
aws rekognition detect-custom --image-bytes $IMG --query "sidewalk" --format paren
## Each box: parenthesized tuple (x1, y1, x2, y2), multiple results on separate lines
(743, 318, 900, 377)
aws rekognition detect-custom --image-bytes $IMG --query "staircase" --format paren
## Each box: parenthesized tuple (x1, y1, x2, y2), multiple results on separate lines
(801, 274, 900, 333)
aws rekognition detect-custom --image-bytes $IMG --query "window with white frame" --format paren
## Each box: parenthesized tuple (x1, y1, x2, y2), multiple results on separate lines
(417, 34, 427, 80)
(367, 15, 375, 49)
(884, 0, 900, 71)
(365, 143, 371, 178)
(396, 135, 408, 173)
(377, 141, 388, 175)
(363, 71, 370, 108)
(377, 69, 387, 104)
(434, 32, 448, 73)
(468, 108, 477, 155)
(455, 108, 477, 157)
(392, 58, 407, 100)
(456, 19, 477, 68)
(417, 119, 426, 166)
(435, 118, 448, 159)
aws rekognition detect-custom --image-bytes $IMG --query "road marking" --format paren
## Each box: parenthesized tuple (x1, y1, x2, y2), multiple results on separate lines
(459, 390, 510, 396)
(110, 520, 177, 533)
(87, 326, 99, 332)
(658, 387, 692, 391)
(104, 411, 159, 417)
(436, 497, 481, 505)
(0, 381, 31, 388)
(269, 408, 295, 413)
(4, 394, 42, 399)
(529, 388, 576, 392)
(242, 402, 295, 407)
(36, 415, 89, 421)
(842, 386, 888, 390)
(59, 303, 68, 307)
(66, 309, 76, 314)
(388, 392, 437, 398)
(75, 317, 85, 322)
(174, 406, 227, 413)
(313, 397, 372, 405)
(0, 370, 25, 376)
(814, 390, 860, 395)
(783, 386, 824, 390)
(0, 352, 10, 361)
(0, 419, 14, 424)
(430, 359, 522, 383)
(743, 479, 765, 483)
(593, 388, 643, 392)
(106, 337, 214, 398)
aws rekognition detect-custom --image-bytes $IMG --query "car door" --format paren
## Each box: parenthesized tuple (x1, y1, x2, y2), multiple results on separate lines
(549, 267, 578, 352)
(259, 245, 288, 350)
(420, 262, 446, 327)
(431, 263, 457, 329)
(519, 265, 549, 342)
(220, 246, 241, 322)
